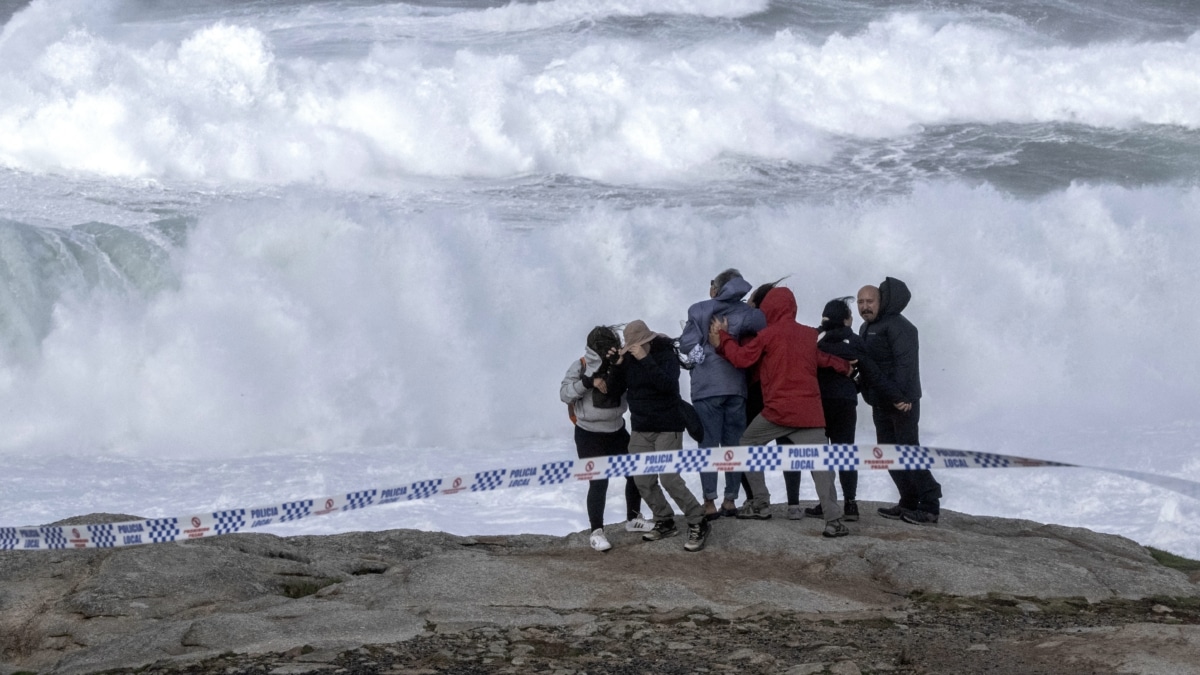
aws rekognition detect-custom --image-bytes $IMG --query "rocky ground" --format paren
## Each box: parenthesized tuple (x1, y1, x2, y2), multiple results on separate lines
(103, 594, 1200, 675)
(3, 505, 1199, 675)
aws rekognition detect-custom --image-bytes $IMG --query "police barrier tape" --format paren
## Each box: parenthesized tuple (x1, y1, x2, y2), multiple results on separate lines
(3, 444, 1198, 551)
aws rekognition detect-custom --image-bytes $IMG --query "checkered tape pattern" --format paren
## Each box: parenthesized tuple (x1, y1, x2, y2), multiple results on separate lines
(675, 448, 710, 473)
(212, 509, 246, 535)
(280, 500, 314, 522)
(971, 452, 1015, 468)
(745, 446, 783, 471)
(41, 527, 68, 549)
(23, 444, 1200, 551)
(146, 518, 181, 543)
(408, 479, 441, 500)
(88, 524, 117, 548)
(824, 445, 860, 470)
(1, 527, 18, 549)
(538, 461, 573, 485)
(606, 455, 639, 478)
(344, 490, 377, 511)
(896, 446, 935, 470)
(472, 470, 507, 492)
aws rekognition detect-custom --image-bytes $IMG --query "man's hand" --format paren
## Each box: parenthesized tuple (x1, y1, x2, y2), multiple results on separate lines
(628, 343, 648, 360)
(593, 377, 608, 393)
(894, 401, 912, 412)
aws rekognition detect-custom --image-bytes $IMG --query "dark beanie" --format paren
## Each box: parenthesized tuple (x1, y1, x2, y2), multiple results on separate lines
(820, 297, 852, 331)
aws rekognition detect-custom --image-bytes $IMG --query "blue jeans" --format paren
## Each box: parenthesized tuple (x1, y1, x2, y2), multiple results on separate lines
(694, 395, 747, 501)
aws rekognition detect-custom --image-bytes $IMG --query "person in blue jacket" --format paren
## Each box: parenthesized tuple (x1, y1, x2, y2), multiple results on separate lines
(678, 269, 766, 519)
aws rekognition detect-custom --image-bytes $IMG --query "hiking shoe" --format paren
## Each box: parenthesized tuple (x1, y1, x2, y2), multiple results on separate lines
(901, 509, 939, 526)
(786, 505, 804, 520)
(625, 515, 655, 533)
(804, 504, 823, 518)
(822, 519, 850, 538)
(877, 504, 904, 520)
(589, 528, 612, 552)
(684, 520, 711, 552)
(719, 501, 739, 518)
(642, 519, 680, 541)
(735, 504, 772, 520)
(843, 500, 860, 522)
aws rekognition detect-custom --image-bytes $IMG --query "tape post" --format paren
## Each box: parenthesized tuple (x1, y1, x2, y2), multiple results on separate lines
(3, 444, 1195, 551)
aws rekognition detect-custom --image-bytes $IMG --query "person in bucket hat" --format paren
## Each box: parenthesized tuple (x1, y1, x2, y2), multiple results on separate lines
(620, 320, 711, 552)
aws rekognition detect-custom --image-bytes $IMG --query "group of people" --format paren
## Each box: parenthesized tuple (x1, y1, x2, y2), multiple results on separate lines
(559, 270, 942, 553)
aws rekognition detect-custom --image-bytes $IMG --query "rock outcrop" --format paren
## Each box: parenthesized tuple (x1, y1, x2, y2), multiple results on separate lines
(2, 504, 1197, 674)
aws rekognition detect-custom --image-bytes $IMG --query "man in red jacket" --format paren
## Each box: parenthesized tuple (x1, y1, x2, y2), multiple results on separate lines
(709, 286, 855, 537)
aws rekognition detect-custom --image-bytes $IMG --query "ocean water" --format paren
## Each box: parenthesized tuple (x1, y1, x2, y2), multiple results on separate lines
(1, 0, 1199, 557)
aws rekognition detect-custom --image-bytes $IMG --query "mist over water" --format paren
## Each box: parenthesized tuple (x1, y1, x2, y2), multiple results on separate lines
(3, 184, 1196, 465)
(1, 0, 1198, 557)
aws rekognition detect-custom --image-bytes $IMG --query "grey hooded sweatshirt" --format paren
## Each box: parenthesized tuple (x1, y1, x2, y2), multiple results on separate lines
(559, 346, 628, 433)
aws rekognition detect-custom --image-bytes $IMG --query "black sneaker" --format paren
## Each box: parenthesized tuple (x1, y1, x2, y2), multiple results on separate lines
(803, 504, 823, 518)
(877, 504, 904, 520)
(684, 520, 710, 552)
(735, 504, 772, 520)
(843, 500, 859, 522)
(900, 509, 939, 526)
(642, 519, 680, 541)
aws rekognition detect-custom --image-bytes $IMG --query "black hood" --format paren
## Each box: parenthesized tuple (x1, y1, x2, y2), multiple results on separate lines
(878, 277, 912, 317)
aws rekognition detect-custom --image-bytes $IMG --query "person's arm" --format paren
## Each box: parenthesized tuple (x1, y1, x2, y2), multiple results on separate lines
(678, 304, 705, 353)
(715, 328, 766, 369)
(628, 345, 681, 395)
(853, 349, 905, 404)
(816, 350, 853, 377)
(559, 359, 586, 404)
(889, 320, 920, 401)
(605, 355, 628, 397)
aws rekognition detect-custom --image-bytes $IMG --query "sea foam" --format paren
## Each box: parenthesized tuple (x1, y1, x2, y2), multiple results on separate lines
(1, 10, 1198, 185)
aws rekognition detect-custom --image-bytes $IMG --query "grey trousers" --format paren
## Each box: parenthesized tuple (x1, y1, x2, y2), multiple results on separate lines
(629, 431, 705, 527)
(739, 415, 843, 522)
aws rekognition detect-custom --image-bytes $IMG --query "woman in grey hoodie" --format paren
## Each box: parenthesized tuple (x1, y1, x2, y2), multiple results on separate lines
(560, 325, 650, 551)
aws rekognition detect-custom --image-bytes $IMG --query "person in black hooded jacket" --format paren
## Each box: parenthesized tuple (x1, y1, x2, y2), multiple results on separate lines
(857, 277, 942, 525)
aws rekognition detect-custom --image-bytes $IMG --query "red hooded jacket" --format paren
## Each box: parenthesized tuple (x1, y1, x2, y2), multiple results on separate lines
(717, 287, 852, 429)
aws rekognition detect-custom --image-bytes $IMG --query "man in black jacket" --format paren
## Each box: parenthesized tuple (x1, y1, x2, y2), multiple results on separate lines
(857, 278, 942, 524)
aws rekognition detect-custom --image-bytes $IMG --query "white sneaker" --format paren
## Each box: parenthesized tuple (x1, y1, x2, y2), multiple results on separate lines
(624, 515, 654, 532)
(589, 528, 612, 552)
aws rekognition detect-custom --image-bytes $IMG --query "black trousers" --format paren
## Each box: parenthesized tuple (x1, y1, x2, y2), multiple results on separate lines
(575, 425, 642, 530)
(872, 400, 941, 514)
(784, 397, 859, 504)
